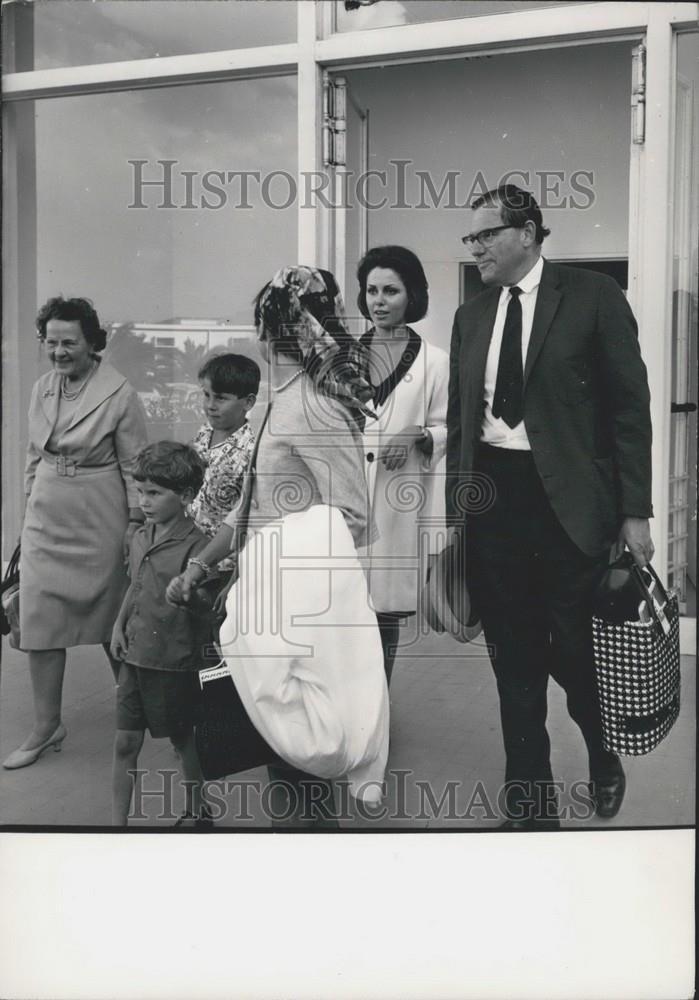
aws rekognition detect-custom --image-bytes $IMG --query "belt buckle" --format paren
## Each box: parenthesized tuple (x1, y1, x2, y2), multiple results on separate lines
(56, 455, 76, 477)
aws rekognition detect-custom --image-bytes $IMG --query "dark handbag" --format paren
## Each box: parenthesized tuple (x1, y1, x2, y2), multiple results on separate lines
(195, 660, 280, 779)
(592, 554, 680, 756)
(1, 543, 21, 648)
(195, 404, 279, 779)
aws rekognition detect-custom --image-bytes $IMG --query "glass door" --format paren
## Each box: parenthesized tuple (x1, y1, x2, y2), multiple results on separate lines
(668, 31, 699, 619)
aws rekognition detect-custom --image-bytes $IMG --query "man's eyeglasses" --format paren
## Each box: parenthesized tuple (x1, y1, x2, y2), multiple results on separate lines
(461, 225, 520, 249)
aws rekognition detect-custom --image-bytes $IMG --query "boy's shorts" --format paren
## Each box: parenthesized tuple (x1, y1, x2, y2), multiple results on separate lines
(116, 662, 200, 739)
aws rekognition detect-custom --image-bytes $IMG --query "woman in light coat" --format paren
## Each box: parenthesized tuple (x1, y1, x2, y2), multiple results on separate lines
(3, 297, 148, 770)
(356, 246, 449, 682)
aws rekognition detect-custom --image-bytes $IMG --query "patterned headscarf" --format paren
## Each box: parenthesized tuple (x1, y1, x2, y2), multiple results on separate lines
(256, 266, 376, 421)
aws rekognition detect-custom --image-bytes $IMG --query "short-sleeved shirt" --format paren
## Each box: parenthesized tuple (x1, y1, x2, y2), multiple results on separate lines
(190, 421, 255, 571)
(123, 518, 215, 672)
(190, 421, 255, 536)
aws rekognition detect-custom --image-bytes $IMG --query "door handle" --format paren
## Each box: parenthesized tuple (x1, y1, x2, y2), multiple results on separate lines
(671, 402, 697, 414)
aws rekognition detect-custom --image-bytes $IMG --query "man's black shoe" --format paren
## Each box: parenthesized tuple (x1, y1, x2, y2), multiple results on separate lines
(498, 817, 561, 831)
(589, 763, 626, 818)
(172, 804, 215, 831)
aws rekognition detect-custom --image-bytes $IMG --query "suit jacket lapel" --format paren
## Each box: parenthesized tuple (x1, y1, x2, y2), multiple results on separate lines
(38, 372, 61, 447)
(66, 361, 126, 432)
(469, 290, 500, 399)
(524, 261, 562, 386)
(459, 289, 499, 454)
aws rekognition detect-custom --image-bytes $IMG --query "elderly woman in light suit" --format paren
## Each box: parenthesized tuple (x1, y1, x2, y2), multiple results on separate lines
(3, 297, 148, 770)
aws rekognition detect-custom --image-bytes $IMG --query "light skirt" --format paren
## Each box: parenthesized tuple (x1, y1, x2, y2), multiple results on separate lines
(20, 460, 128, 650)
(219, 505, 389, 803)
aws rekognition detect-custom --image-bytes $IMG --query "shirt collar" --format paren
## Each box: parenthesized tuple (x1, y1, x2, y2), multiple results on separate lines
(501, 254, 544, 299)
(208, 419, 251, 447)
(143, 516, 199, 547)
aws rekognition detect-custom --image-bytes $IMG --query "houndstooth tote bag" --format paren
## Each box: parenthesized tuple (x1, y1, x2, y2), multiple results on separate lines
(592, 556, 680, 756)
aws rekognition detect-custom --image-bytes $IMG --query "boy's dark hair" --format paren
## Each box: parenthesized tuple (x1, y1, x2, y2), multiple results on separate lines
(198, 353, 260, 396)
(36, 296, 108, 352)
(134, 441, 205, 495)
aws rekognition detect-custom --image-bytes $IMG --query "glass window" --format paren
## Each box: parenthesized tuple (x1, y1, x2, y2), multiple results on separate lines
(3, 74, 297, 499)
(3, 0, 297, 72)
(335, 0, 589, 34)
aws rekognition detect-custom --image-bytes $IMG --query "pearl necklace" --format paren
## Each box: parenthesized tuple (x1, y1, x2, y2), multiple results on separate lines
(61, 361, 97, 401)
(272, 368, 304, 393)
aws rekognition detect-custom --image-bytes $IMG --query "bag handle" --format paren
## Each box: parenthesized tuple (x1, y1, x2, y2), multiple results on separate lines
(205, 403, 272, 652)
(637, 560, 670, 605)
(230, 402, 272, 558)
(1, 543, 20, 592)
(629, 560, 672, 635)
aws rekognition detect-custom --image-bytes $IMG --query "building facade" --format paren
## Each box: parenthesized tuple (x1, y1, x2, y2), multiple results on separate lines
(2, 0, 697, 644)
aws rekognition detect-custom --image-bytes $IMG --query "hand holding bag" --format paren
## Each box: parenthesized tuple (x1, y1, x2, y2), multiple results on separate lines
(592, 553, 680, 755)
(1, 544, 21, 649)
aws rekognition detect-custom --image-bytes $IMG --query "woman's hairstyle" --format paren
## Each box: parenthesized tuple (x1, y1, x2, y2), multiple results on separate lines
(356, 245, 429, 324)
(36, 296, 108, 352)
(133, 441, 205, 496)
(198, 353, 261, 397)
(253, 266, 375, 422)
(253, 281, 303, 363)
(253, 267, 351, 364)
(471, 185, 551, 245)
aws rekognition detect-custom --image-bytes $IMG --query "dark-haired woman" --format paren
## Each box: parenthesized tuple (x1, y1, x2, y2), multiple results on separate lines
(3, 297, 148, 770)
(356, 246, 449, 683)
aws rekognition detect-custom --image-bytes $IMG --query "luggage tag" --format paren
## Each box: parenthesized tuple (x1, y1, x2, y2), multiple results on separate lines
(199, 660, 230, 688)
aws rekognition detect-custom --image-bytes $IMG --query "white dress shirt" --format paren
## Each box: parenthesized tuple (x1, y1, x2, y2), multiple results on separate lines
(481, 254, 544, 450)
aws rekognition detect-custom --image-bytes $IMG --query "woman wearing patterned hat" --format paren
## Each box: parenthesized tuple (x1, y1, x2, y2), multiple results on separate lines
(167, 266, 389, 826)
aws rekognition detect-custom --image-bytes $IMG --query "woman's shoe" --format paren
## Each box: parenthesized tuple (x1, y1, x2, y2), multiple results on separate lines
(2, 723, 67, 770)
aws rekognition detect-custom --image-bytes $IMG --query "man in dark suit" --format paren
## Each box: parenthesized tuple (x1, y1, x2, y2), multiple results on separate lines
(446, 185, 654, 829)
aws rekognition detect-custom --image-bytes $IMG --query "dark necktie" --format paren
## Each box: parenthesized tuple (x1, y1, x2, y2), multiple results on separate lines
(492, 286, 523, 428)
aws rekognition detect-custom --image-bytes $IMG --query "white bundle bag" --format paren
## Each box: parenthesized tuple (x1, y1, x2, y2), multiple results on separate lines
(218, 504, 389, 803)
